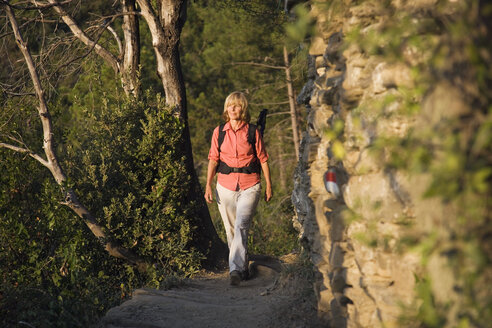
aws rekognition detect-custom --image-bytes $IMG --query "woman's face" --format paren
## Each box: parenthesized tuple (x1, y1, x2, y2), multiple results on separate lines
(226, 103, 242, 121)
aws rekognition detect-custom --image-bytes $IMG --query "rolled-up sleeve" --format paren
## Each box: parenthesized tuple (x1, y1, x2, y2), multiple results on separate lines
(255, 129, 269, 163)
(208, 126, 220, 162)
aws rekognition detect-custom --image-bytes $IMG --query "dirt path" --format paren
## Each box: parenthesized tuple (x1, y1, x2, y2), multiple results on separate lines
(98, 260, 322, 328)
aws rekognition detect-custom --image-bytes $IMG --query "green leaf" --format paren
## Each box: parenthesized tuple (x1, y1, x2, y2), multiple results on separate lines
(332, 140, 346, 160)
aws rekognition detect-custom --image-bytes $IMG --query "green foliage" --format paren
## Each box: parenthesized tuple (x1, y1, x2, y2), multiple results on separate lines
(59, 73, 204, 276)
(413, 274, 447, 328)
(249, 195, 299, 256)
(1, 62, 203, 326)
(1, 122, 121, 327)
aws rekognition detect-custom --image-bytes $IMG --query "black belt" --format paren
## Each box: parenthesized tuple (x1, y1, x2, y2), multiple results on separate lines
(217, 160, 260, 174)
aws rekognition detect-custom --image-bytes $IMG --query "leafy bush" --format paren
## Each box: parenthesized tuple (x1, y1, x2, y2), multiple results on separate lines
(1, 70, 204, 327)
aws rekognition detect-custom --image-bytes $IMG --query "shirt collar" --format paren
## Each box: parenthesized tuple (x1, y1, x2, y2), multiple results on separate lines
(224, 121, 247, 131)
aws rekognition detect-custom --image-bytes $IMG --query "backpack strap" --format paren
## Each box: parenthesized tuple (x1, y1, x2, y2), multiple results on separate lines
(247, 123, 257, 158)
(217, 123, 226, 152)
(218, 123, 256, 153)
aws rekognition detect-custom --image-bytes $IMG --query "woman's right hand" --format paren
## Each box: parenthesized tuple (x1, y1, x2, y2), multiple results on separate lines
(204, 184, 214, 203)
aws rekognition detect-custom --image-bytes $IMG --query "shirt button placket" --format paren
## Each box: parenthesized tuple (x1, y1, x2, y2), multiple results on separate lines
(235, 132, 239, 188)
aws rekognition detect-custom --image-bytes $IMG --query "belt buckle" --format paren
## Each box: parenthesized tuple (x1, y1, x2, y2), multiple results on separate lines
(232, 167, 241, 173)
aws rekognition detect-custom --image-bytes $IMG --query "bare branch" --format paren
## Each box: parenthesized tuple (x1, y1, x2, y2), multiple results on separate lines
(0, 113, 15, 130)
(229, 61, 286, 70)
(0, 142, 29, 153)
(250, 101, 289, 106)
(45, 0, 120, 72)
(44, 17, 121, 82)
(0, 29, 14, 39)
(5, 1, 65, 183)
(0, 16, 39, 39)
(1, 0, 73, 10)
(263, 111, 291, 117)
(0, 142, 49, 167)
(33, 1, 48, 79)
(107, 25, 123, 55)
(86, 11, 141, 22)
(0, 90, 36, 97)
(36, 2, 142, 97)
(4, 133, 26, 146)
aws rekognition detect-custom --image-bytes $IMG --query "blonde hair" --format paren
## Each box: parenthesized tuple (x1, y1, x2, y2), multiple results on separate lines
(223, 91, 250, 123)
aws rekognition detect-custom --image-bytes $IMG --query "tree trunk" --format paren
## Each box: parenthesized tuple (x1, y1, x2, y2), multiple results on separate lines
(284, 46, 300, 159)
(275, 137, 287, 191)
(137, 0, 227, 267)
(122, 0, 140, 97)
(3, 1, 147, 270)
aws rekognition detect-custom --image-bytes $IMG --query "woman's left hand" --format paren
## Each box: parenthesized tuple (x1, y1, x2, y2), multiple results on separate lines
(265, 185, 273, 202)
(261, 161, 273, 202)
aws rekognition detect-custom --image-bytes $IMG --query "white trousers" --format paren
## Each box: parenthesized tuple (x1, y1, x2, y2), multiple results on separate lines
(216, 182, 261, 273)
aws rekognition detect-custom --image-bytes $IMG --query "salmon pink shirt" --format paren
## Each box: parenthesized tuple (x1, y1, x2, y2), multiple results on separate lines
(208, 122, 269, 191)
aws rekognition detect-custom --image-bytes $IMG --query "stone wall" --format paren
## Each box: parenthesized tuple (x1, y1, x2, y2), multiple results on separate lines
(292, 1, 490, 327)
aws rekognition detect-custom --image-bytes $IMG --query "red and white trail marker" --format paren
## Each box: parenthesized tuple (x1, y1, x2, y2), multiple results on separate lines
(324, 168, 340, 197)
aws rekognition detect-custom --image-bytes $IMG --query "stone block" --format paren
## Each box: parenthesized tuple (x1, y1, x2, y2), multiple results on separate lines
(376, 114, 414, 139)
(342, 44, 364, 65)
(349, 1, 381, 18)
(419, 82, 471, 126)
(324, 31, 344, 64)
(314, 70, 343, 89)
(313, 195, 331, 238)
(343, 150, 361, 173)
(310, 36, 328, 55)
(342, 66, 364, 103)
(392, 172, 447, 232)
(355, 148, 381, 175)
(343, 173, 406, 221)
(310, 87, 337, 107)
(315, 55, 327, 68)
(316, 67, 326, 76)
(296, 79, 314, 105)
(325, 74, 343, 88)
(372, 62, 413, 94)
(344, 112, 374, 149)
(318, 288, 333, 311)
(343, 147, 381, 176)
(329, 243, 346, 269)
(310, 106, 334, 137)
(393, 0, 439, 9)
(306, 137, 321, 163)
(326, 202, 346, 242)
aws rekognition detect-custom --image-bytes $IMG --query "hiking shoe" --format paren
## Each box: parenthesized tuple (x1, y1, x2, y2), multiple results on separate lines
(230, 270, 241, 286)
(240, 269, 249, 281)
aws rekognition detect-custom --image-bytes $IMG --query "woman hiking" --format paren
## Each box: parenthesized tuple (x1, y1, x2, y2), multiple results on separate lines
(204, 91, 273, 286)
